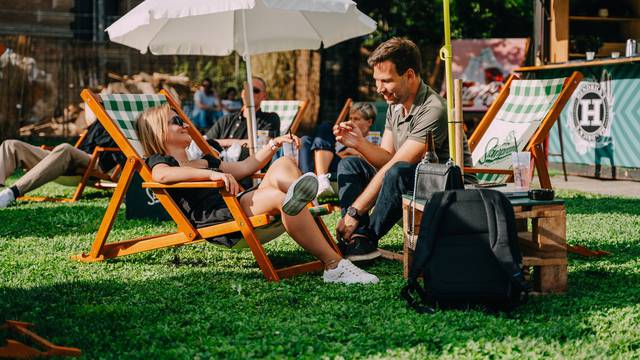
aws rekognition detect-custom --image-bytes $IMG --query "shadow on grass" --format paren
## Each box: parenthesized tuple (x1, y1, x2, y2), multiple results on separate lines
(0, 202, 172, 239)
(1, 259, 639, 359)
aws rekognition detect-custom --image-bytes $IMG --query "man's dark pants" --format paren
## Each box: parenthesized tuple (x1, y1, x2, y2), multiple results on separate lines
(337, 157, 417, 245)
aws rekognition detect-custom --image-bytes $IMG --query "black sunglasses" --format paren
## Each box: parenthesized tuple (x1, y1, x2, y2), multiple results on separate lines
(170, 116, 186, 127)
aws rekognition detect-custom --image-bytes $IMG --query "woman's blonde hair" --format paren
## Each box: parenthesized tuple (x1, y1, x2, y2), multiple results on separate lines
(136, 103, 172, 156)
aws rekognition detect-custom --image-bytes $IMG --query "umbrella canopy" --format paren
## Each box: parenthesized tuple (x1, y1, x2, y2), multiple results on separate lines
(107, 0, 376, 56)
(106, 0, 375, 152)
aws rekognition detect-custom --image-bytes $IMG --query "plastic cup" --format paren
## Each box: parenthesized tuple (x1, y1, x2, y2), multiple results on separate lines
(282, 142, 298, 165)
(586, 51, 595, 61)
(512, 152, 531, 191)
(256, 130, 270, 149)
(611, 51, 620, 59)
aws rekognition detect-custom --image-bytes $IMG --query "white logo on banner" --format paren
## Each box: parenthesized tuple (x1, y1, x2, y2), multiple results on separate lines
(568, 70, 613, 154)
(145, 188, 160, 205)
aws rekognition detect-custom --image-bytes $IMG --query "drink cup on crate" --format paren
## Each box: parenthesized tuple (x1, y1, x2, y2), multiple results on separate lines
(512, 151, 532, 191)
(282, 142, 299, 165)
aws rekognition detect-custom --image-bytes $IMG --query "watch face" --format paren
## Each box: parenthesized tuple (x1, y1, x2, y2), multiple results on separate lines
(348, 207, 358, 218)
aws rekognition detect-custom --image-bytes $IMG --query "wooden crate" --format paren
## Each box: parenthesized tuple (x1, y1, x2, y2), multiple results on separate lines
(397, 198, 568, 294)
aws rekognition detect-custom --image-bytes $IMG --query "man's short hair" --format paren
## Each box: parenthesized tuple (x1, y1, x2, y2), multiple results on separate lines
(367, 37, 422, 76)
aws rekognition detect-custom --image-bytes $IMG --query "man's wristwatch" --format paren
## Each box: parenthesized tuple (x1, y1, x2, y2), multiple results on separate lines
(347, 206, 362, 221)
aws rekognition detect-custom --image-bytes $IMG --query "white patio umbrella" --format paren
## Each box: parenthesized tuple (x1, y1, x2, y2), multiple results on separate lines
(106, 0, 376, 153)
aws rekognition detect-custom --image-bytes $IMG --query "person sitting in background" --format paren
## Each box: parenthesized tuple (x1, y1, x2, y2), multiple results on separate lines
(0, 121, 123, 208)
(135, 103, 379, 284)
(191, 78, 222, 131)
(221, 87, 243, 115)
(204, 76, 279, 161)
(299, 102, 376, 197)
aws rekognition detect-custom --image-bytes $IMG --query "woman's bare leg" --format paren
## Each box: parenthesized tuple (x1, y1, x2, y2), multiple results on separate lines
(313, 150, 334, 175)
(239, 157, 341, 267)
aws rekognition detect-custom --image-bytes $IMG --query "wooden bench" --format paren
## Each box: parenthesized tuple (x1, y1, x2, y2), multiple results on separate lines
(382, 194, 568, 294)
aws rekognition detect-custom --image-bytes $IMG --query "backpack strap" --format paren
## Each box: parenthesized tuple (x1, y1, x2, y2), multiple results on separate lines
(402, 190, 455, 313)
(478, 190, 531, 294)
(401, 279, 435, 314)
(408, 190, 454, 280)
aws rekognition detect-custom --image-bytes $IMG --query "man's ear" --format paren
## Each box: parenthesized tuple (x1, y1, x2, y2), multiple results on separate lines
(405, 68, 416, 80)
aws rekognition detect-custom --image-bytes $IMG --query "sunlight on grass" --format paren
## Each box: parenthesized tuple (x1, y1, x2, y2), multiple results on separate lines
(1, 182, 639, 358)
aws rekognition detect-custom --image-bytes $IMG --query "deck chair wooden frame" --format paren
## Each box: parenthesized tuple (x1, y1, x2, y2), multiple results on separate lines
(465, 71, 583, 189)
(260, 100, 309, 135)
(75, 90, 340, 281)
(0, 320, 81, 358)
(18, 131, 122, 203)
(333, 98, 353, 127)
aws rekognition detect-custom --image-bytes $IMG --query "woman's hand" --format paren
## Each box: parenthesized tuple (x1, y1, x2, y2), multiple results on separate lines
(270, 134, 301, 149)
(209, 171, 240, 195)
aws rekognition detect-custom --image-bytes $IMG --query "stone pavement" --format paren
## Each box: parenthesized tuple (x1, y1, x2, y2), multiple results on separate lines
(549, 175, 640, 198)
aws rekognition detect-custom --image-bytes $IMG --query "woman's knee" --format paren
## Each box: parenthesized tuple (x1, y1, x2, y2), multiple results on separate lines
(272, 156, 298, 171)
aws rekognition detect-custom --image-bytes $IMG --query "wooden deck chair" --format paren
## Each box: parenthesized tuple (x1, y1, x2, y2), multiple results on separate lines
(18, 130, 121, 203)
(75, 90, 341, 281)
(465, 71, 583, 189)
(333, 98, 353, 127)
(0, 320, 81, 358)
(260, 100, 309, 135)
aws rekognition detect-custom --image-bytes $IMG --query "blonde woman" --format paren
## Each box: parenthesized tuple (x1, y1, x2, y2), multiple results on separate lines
(136, 104, 379, 284)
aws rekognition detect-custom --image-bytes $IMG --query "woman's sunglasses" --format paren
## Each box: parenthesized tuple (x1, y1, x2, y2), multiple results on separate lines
(170, 116, 186, 127)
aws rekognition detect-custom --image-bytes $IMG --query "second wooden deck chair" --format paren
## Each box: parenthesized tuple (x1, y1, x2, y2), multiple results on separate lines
(75, 90, 340, 281)
(260, 100, 309, 135)
(465, 71, 583, 189)
(18, 130, 121, 203)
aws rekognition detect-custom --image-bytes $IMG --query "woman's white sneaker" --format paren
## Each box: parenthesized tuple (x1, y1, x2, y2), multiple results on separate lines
(323, 259, 379, 284)
(282, 172, 318, 216)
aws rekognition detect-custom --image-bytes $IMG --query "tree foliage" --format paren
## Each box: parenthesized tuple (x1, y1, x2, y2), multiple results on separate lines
(359, 0, 533, 49)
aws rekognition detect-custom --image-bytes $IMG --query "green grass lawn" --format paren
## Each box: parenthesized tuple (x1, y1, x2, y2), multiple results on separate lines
(1, 180, 639, 359)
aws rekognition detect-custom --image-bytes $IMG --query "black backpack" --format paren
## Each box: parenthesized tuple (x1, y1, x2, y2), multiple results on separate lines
(401, 189, 530, 313)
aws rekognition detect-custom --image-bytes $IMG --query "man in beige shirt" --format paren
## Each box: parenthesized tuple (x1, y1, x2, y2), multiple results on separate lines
(334, 37, 475, 261)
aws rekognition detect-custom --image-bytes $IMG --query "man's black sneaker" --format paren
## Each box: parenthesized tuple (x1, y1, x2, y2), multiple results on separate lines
(338, 234, 381, 262)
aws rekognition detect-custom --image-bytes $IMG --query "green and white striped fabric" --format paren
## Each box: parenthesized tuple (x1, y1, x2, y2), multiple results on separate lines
(471, 78, 566, 183)
(260, 100, 302, 134)
(100, 94, 167, 157)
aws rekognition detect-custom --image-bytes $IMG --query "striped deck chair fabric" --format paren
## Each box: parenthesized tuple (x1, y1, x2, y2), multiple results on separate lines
(260, 100, 302, 135)
(471, 78, 566, 183)
(100, 93, 167, 157)
(97, 92, 333, 250)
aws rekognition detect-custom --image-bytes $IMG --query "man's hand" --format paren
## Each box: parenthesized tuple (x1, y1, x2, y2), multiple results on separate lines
(333, 121, 365, 149)
(336, 214, 359, 242)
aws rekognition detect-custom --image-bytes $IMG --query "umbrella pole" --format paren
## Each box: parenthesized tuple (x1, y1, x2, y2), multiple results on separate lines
(440, 0, 456, 162)
(242, 9, 258, 156)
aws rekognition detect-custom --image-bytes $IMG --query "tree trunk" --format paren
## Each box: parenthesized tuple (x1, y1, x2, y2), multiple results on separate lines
(251, 50, 321, 134)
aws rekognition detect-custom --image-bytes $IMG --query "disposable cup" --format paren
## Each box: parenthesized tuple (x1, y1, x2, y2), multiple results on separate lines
(282, 142, 298, 165)
(586, 51, 595, 61)
(512, 151, 531, 190)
